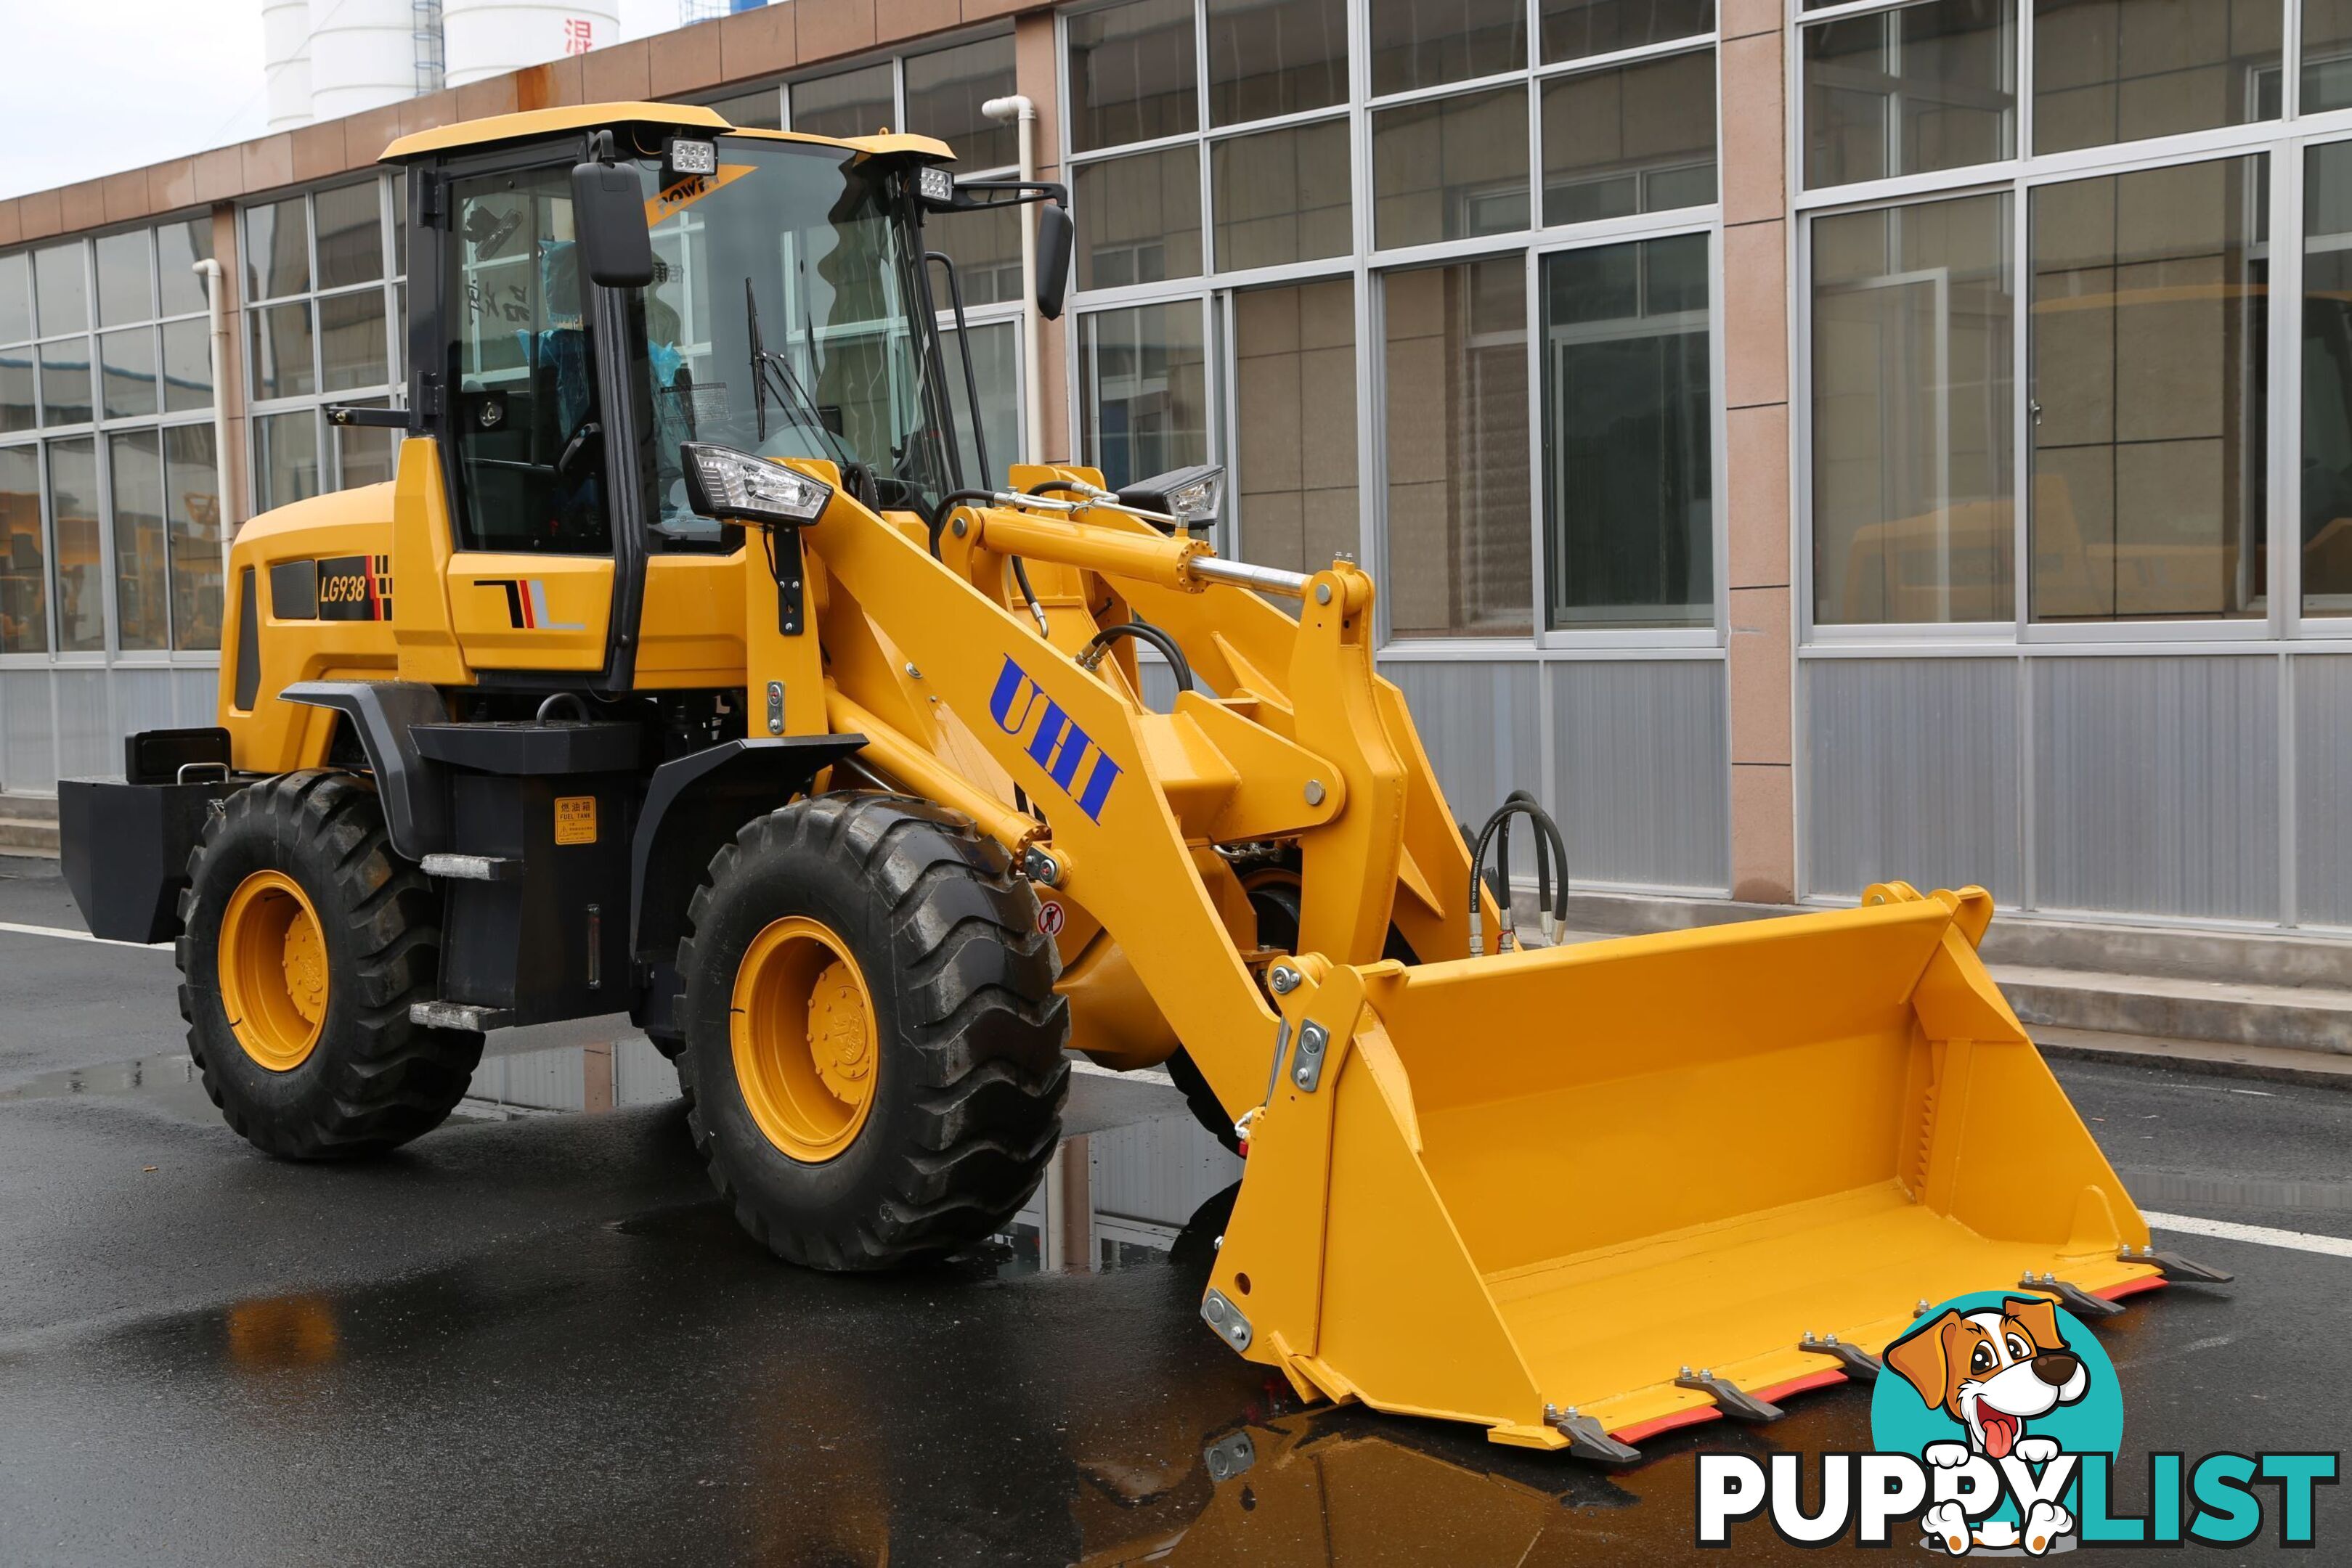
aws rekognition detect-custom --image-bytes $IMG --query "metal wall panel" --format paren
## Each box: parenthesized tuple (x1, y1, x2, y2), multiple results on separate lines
(54, 670, 114, 783)
(2295, 656, 2352, 929)
(1552, 660, 1730, 892)
(1378, 659, 1546, 832)
(1086, 1115, 1242, 1228)
(1138, 658, 1179, 711)
(1804, 658, 2022, 903)
(1, 671, 54, 793)
(175, 667, 220, 727)
(2033, 657, 2279, 922)
(113, 668, 180, 756)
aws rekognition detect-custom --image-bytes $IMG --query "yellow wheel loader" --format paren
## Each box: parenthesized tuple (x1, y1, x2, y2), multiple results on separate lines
(58, 102, 2226, 1461)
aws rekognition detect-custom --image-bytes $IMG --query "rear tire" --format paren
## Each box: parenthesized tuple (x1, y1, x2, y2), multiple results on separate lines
(176, 770, 483, 1159)
(677, 793, 1069, 1270)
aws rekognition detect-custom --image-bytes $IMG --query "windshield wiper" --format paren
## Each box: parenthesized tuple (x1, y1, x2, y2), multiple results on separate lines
(744, 276, 854, 469)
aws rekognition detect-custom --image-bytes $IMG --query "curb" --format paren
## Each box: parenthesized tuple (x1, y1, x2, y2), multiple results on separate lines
(2036, 1026, 2352, 1093)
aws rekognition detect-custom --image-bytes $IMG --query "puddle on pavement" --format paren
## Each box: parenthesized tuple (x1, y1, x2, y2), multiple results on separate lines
(3, 1025, 1245, 1273)
(0, 1033, 682, 1127)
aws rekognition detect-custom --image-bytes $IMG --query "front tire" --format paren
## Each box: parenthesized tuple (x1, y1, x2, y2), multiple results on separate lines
(177, 770, 483, 1158)
(677, 793, 1069, 1270)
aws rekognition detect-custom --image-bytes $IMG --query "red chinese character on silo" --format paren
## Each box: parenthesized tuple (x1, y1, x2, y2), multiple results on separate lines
(562, 17, 595, 54)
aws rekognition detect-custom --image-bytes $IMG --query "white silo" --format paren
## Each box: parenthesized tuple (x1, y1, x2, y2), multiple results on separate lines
(444, 0, 622, 89)
(263, 0, 314, 130)
(309, 0, 426, 121)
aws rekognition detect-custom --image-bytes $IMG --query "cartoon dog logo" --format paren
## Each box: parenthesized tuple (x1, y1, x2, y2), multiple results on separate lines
(1885, 1296, 2089, 1555)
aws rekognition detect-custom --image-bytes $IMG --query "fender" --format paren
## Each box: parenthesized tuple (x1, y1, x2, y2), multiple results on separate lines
(627, 734, 867, 1037)
(278, 681, 454, 859)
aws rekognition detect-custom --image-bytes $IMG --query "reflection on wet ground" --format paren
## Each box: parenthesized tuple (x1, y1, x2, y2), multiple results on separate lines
(6, 1034, 2343, 1562)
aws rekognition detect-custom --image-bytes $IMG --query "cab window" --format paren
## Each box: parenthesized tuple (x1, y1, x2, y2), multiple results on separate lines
(445, 167, 611, 554)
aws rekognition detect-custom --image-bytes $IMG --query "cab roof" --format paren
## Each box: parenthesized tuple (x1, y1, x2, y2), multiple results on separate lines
(379, 101, 953, 164)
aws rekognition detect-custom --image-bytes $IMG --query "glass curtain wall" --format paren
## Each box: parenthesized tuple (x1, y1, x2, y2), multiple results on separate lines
(1065, 0, 1722, 642)
(0, 216, 224, 656)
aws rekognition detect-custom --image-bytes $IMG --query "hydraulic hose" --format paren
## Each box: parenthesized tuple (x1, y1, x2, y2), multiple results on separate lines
(1029, 476, 1179, 534)
(929, 487, 1049, 637)
(1467, 793, 1571, 955)
(1499, 789, 1570, 944)
(1076, 619, 1195, 695)
(536, 691, 591, 723)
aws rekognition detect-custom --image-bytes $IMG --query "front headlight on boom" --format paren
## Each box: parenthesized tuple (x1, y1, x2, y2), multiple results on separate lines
(680, 443, 834, 526)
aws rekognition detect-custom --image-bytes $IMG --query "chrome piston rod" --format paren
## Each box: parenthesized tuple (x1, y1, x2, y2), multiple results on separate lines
(1184, 555, 1313, 599)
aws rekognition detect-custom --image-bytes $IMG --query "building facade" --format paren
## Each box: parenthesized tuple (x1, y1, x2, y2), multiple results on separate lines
(1, 0, 2345, 937)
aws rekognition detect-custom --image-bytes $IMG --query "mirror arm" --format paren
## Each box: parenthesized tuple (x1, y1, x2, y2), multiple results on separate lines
(938, 179, 1068, 213)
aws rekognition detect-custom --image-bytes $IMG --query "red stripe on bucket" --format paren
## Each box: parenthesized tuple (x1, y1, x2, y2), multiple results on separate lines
(1611, 1406, 1721, 1445)
(1753, 1368, 1849, 1404)
(1608, 1367, 1851, 1447)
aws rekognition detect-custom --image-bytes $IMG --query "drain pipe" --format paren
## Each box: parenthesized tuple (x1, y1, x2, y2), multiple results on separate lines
(195, 257, 234, 589)
(982, 94, 1043, 467)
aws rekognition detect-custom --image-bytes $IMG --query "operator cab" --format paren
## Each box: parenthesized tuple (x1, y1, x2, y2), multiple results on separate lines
(365, 103, 1070, 684)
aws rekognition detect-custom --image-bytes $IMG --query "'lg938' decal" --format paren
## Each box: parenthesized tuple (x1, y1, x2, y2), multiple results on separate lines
(988, 654, 1123, 822)
(268, 555, 391, 621)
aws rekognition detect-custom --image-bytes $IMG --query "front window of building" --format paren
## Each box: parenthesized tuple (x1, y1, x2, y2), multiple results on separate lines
(1801, 0, 2350, 634)
(0, 217, 224, 656)
(242, 175, 408, 513)
(1063, 0, 1722, 643)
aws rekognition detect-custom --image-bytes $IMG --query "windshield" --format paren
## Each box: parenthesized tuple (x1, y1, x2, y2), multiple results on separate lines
(630, 139, 954, 532)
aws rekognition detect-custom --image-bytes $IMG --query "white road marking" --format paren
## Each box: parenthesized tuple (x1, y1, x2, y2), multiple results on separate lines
(1067, 1058, 1173, 1087)
(2144, 1211, 2352, 1259)
(0, 920, 168, 951)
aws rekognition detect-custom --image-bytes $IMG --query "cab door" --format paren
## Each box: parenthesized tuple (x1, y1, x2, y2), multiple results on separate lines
(437, 161, 617, 671)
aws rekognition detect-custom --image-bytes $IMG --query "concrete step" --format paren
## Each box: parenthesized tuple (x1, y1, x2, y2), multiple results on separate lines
(0, 791, 57, 823)
(1544, 887, 2350, 991)
(0, 816, 60, 855)
(1979, 915, 2351, 992)
(1994, 964, 2352, 1055)
(2032, 1025, 2352, 1090)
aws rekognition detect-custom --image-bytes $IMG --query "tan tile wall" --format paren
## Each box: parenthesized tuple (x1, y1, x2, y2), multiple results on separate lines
(1717, 4, 1795, 903)
(1015, 9, 1070, 460)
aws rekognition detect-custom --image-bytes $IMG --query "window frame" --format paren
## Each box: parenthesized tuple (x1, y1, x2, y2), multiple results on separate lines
(0, 215, 224, 668)
(1058, 0, 1727, 651)
(1789, 0, 2352, 651)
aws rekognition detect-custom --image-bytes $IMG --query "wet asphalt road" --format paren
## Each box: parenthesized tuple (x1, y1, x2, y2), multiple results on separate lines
(1, 859, 2348, 1566)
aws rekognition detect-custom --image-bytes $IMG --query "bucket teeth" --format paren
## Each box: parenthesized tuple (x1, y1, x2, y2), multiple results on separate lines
(1674, 1369, 1785, 1422)
(2123, 1246, 2234, 1285)
(1546, 1407, 1640, 1466)
(2020, 1271, 2127, 1318)
(1796, 1331, 1882, 1380)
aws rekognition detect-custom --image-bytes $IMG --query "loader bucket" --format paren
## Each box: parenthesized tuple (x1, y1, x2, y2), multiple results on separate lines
(1204, 884, 2166, 1457)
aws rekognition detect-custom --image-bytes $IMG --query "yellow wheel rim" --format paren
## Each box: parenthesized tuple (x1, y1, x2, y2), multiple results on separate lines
(219, 869, 328, 1072)
(731, 915, 879, 1163)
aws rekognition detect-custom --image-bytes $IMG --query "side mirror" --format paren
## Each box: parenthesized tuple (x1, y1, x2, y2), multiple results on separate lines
(1035, 203, 1073, 322)
(570, 158, 654, 288)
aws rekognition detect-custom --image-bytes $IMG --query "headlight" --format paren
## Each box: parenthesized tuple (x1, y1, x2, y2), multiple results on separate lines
(1118, 463, 1225, 526)
(680, 443, 834, 526)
